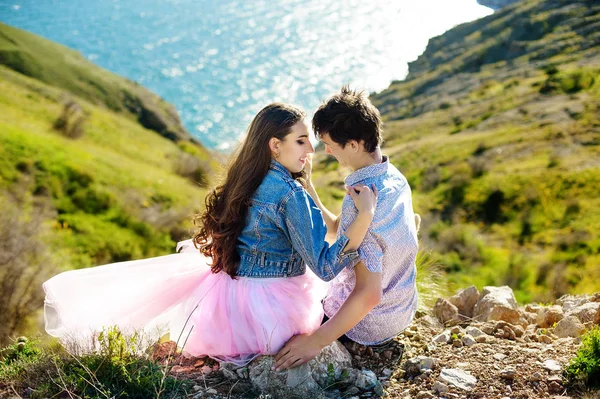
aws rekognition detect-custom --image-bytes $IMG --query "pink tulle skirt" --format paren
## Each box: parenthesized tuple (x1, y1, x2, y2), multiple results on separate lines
(43, 242, 327, 365)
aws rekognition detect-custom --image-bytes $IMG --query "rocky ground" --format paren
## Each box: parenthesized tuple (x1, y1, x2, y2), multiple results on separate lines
(156, 286, 600, 399)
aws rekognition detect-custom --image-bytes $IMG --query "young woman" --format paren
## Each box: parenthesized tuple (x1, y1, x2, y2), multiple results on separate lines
(43, 103, 376, 365)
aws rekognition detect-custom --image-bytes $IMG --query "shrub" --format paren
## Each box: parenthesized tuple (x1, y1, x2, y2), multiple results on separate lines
(0, 337, 42, 381)
(53, 100, 87, 139)
(565, 327, 600, 389)
(173, 152, 210, 187)
(0, 328, 190, 399)
(0, 197, 56, 346)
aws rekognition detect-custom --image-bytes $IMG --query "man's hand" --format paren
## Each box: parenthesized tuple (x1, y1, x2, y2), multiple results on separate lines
(273, 333, 324, 371)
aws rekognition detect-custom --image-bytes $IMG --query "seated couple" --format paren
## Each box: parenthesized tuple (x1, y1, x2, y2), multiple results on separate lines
(43, 86, 419, 369)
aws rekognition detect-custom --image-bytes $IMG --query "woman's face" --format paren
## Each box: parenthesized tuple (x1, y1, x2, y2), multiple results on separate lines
(272, 121, 314, 173)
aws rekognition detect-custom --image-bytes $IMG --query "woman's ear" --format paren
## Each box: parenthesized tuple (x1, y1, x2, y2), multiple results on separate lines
(269, 137, 281, 156)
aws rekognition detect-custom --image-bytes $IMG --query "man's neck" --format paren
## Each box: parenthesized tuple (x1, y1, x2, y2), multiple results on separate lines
(350, 147, 383, 172)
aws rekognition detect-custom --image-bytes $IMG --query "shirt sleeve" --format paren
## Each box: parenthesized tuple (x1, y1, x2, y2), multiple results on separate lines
(281, 187, 359, 281)
(356, 231, 383, 273)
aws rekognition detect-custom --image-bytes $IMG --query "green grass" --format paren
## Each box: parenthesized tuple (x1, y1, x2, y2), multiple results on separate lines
(0, 332, 190, 399)
(0, 63, 216, 268)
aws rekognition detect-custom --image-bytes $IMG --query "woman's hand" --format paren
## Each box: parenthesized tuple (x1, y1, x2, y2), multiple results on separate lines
(304, 153, 314, 186)
(347, 184, 378, 215)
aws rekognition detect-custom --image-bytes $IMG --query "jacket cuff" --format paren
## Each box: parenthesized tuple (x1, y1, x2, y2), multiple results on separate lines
(336, 234, 360, 265)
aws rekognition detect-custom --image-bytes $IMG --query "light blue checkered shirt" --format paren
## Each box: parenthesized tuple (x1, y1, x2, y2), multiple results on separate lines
(323, 156, 419, 345)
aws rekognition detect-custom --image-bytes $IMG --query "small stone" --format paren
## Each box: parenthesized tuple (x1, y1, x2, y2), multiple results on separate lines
(448, 285, 480, 318)
(355, 370, 378, 390)
(170, 365, 195, 373)
(543, 359, 562, 372)
(566, 302, 600, 323)
(450, 326, 463, 335)
(476, 335, 488, 343)
(193, 385, 202, 392)
(465, 326, 485, 338)
(554, 316, 586, 338)
(538, 334, 553, 344)
(537, 306, 565, 328)
(434, 298, 461, 325)
(548, 381, 564, 394)
(200, 365, 213, 375)
(493, 353, 507, 361)
(513, 325, 525, 337)
(462, 334, 476, 347)
(382, 350, 393, 360)
(205, 388, 218, 395)
(382, 368, 392, 377)
(530, 372, 543, 381)
(433, 330, 451, 344)
(432, 381, 449, 394)
(548, 375, 563, 383)
(416, 392, 435, 399)
(221, 367, 238, 380)
(452, 339, 463, 348)
(500, 367, 517, 380)
(236, 367, 249, 379)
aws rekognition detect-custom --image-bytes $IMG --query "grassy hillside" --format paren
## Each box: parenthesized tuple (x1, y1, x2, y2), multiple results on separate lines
(313, 0, 600, 303)
(0, 25, 221, 341)
(0, 22, 198, 143)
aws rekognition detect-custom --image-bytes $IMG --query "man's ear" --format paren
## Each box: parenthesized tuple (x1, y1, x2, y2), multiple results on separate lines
(348, 140, 360, 152)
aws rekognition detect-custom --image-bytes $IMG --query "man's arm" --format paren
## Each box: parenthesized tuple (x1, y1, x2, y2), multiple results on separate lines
(273, 261, 382, 371)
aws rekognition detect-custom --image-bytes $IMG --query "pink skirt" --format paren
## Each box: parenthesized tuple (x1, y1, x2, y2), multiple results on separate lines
(43, 242, 327, 365)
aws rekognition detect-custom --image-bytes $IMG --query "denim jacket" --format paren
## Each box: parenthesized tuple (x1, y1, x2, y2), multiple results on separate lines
(234, 160, 359, 280)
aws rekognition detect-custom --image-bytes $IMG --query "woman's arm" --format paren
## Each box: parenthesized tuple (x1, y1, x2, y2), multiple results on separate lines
(306, 183, 339, 236)
(282, 186, 375, 281)
(304, 155, 340, 235)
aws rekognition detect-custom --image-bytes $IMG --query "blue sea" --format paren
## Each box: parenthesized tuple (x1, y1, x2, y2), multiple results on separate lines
(1, 0, 492, 150)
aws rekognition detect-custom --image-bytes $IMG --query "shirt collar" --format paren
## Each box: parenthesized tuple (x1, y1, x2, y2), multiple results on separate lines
(344, 155, 389, 186)
(269, 159, 292, 177)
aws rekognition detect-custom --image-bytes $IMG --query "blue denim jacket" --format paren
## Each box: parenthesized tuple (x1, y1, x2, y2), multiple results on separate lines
(235, 160, 359, 280)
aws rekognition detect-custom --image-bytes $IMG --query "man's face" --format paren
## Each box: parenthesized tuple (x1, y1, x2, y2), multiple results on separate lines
(319, 133, 356, 169)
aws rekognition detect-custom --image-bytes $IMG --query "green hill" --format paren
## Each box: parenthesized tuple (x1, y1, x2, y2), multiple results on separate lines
(0, 23, 219, 341)
(313, 0, 600, 303)
(0, 22, 194, 142)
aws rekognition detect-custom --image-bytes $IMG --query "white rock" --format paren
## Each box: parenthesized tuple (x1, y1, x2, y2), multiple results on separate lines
(554, 316, 586, 338)
(462, 334, 477, 347)
(433, 330, 452, 344)
(448, 285, 480, 318)
(557, 294, 590, 312)
(566, 302, 600, 324)
(439, 368, 477, 391)
(543, 359, 562, 372)
(474, 286, 519, 323)
(465, 326, 486, 338)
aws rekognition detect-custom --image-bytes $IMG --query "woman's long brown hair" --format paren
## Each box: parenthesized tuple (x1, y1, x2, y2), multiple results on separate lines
(193, 103, 306, 278)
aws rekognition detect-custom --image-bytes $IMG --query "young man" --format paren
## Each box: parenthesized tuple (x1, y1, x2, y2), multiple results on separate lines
(274, 86, 419, 371)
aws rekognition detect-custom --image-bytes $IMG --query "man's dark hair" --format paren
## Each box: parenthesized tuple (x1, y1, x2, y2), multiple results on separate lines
(312, 86, 382, 153)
